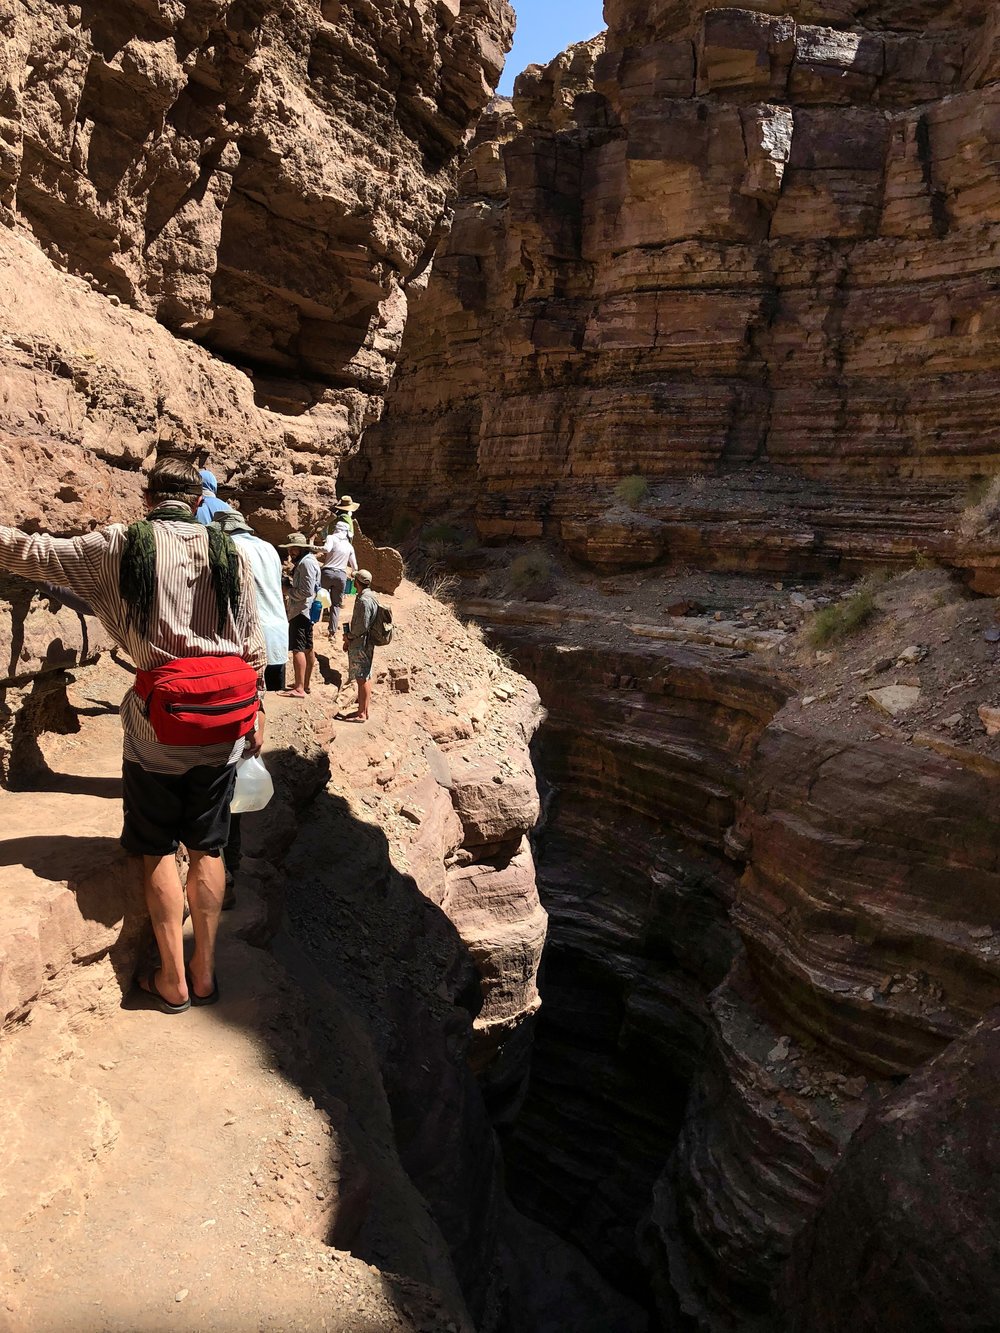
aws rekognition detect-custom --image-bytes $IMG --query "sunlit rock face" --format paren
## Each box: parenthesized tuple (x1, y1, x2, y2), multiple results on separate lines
(349, 0, 1000, 585)
(0, 0, 514, 524)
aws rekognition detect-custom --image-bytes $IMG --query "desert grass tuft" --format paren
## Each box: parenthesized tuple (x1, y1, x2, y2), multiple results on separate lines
(807, 587, 876, 647)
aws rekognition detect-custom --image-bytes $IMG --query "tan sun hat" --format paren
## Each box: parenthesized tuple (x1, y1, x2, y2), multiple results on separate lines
(212, 509, 254, 537)
(335, 495, 361, 513)
(278, 531, 317, 550)
(354, 569, 372, 586)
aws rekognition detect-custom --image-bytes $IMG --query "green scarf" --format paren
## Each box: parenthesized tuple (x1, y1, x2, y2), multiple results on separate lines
(119, 502, 242, 638)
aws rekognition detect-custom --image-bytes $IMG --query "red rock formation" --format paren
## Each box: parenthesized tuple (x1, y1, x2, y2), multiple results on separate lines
(780, 1003, 1000, 1333)
(0, 0, 512, 782)
(350, 2, 1000, 585)
(0, 0, 513, 535)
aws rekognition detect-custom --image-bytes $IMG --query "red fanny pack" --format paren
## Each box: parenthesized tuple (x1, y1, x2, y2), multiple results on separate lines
(134, 655, 259, 747)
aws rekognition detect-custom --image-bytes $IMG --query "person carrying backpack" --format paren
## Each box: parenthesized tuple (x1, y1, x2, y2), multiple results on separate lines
(340, 568, 388, 723)
(0, 456, 267, 1014)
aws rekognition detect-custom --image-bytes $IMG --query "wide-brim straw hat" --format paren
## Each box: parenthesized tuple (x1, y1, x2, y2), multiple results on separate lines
(335, 495, 361, 512)
(278, 531, 318, 550)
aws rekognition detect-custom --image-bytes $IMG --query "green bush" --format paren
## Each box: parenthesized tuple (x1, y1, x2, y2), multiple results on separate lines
(388, 511, 417, 544)
(509, 552, 552, 596)
(421, 522, 462, 546)
(807, 588, 876, 647)
(615, 474, 650, 507)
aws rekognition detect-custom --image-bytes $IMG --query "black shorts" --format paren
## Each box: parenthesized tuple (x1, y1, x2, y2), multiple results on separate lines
(289, 613, 314, 652)
(120, 760, 238, 857)
(264, 662, 286, 691)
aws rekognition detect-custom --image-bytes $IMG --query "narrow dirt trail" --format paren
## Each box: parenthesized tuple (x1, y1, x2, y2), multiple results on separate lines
(1, 682, 467, 1333)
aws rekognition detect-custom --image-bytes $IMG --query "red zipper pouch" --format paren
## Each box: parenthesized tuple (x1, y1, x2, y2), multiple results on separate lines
(134, 655, 259, 747)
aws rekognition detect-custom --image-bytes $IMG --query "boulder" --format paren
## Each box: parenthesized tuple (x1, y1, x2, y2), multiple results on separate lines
(781, 1006, 1000, 1333)
(448, 752, 540, 847)
(866, 684, 921, 716)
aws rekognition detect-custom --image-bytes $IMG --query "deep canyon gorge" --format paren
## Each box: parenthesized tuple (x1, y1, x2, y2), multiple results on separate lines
(3, 0, 1000, 1331)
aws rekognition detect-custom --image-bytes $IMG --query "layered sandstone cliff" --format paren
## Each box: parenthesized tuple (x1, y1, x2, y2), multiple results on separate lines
(350, 0, 1000, 585)
(476, 581, 1000, 1330)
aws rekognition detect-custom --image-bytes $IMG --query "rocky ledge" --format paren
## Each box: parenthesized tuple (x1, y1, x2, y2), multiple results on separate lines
(0, 579, 554, 1329)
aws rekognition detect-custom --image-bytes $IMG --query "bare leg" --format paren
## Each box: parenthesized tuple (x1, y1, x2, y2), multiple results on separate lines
(142, 853, 188, 1006)
(280, 650, 307, 697)
(186, 849, 225, 998)
(357, 678, 371, 720)
(303, 648, 316, 693)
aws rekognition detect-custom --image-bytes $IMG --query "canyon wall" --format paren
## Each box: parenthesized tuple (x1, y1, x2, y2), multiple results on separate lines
(349, 0, 1000, 584)
(1, 0, 513, 492)
(496, 626, 790, 1304)
(480, 611, 1000, 1330)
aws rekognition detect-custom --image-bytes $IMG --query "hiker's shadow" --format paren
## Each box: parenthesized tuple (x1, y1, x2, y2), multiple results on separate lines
(314, 652, 342, 688)
(0, 833, 137, 930)
(14, 767, 121, 799)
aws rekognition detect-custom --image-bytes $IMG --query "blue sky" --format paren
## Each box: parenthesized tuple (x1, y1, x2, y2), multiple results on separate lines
(497, 0, 607, 96)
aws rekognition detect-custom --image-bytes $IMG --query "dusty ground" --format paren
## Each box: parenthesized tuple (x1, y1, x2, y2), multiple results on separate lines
(0, 626, 495, 1333)
(0, 577, 540, 1333)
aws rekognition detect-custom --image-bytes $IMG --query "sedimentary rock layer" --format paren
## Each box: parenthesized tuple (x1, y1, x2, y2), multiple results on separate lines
(482, 619, 1000, 1329)
(493, 626, 792, 1296)
(351, 2, 1000, 581)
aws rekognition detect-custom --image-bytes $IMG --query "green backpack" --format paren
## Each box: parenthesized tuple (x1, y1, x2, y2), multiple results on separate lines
(370, 602, 393, 646)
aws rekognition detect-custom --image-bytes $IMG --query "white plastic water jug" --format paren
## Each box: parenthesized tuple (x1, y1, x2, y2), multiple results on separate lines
(230, 755, 274, 814)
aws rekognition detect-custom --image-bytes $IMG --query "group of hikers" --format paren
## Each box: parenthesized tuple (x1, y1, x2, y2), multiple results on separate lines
(0, 456, 388, 1015)
(199, 468, 381, 719)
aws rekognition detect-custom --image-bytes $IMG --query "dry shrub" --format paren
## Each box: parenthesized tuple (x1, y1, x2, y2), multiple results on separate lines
(509, 552, 552, 596)
(960, 475, 1000, 542)
(807, 586, 876, 647)
(615, 474, 650, 508)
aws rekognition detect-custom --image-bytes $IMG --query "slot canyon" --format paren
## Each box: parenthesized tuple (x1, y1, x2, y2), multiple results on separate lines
(3, 0, 1000, 1331)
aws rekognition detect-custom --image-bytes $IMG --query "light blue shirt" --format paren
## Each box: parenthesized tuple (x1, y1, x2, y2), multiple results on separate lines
(231, 531, 287, 667)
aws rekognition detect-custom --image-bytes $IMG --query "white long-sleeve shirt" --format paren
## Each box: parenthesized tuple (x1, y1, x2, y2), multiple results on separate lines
(319, 529, 357, 574)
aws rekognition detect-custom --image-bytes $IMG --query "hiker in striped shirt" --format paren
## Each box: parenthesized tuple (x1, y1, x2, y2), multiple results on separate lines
(0, 457, 267, 1014)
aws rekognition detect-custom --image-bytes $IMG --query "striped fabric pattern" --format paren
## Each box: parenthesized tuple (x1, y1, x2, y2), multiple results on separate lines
(0, 518, 267, 774)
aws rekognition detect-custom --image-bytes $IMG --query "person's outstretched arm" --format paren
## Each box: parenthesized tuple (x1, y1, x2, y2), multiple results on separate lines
(0, 526, 118, 612)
